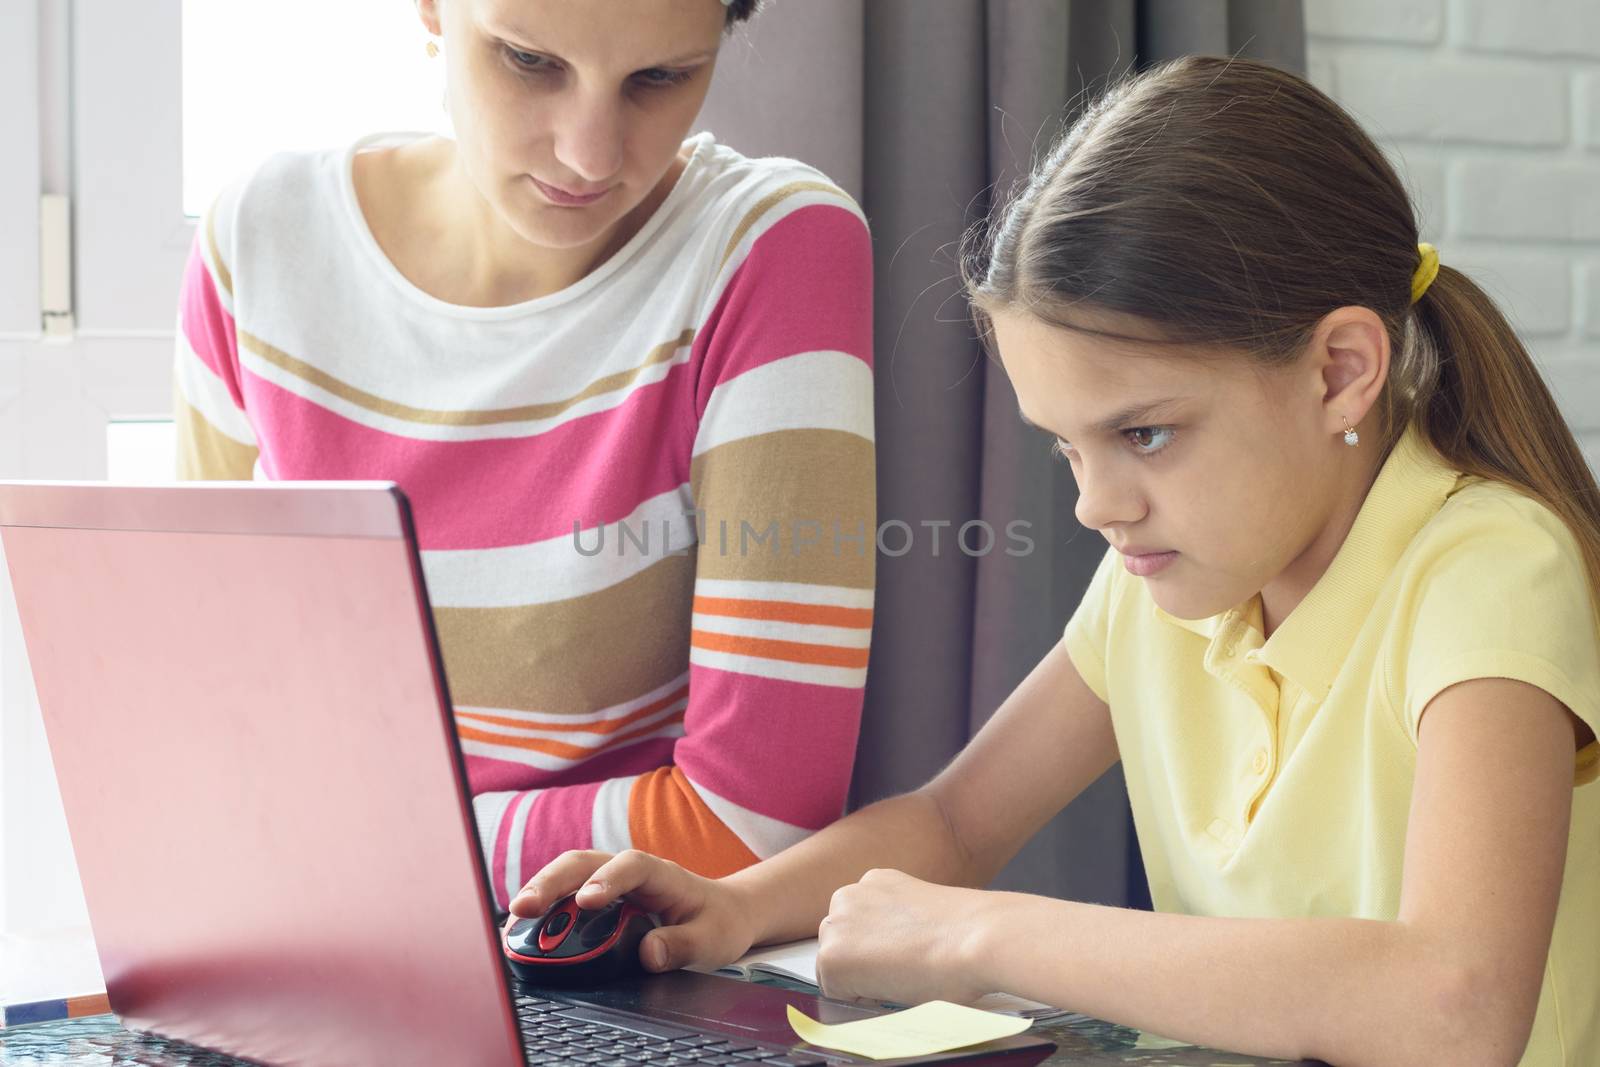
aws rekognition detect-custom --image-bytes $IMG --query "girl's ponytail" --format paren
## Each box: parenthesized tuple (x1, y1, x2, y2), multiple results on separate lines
(1408, 266, 1600, 616)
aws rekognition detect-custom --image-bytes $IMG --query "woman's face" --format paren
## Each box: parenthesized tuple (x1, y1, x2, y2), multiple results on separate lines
(990, 306, 1346, 622)
(421, 0, 727, 250)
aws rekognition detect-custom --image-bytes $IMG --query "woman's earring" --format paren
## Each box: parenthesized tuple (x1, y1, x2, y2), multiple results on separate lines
(425, 39, 440, 58)
(1343, 418, 1360, 447)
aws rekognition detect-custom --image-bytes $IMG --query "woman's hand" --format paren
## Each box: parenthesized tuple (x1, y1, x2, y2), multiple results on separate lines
(816, 869, 998, 1006)
(510, 849, 760, 973)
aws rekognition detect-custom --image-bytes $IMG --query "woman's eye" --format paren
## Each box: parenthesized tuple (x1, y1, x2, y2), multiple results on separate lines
(1125, 427, 1176, 456)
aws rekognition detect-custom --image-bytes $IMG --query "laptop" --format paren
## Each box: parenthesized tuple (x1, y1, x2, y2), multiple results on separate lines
(0, 481, 1056, 1067)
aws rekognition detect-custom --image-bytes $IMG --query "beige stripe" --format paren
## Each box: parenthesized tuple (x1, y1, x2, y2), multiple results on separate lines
(174, 392, 258, 480)
(205, 208, 233, 299)
(719, 181, 854, 272)
(433, 552, 695, 713)
(237, 328, 695, 427)
(689, 429, 875, 589)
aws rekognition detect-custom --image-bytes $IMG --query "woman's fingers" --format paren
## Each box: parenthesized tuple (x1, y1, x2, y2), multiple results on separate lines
(510, 850, 615, 917)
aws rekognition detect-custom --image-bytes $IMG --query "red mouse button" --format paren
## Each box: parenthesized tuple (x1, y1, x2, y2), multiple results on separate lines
(537, 901, 578, 953)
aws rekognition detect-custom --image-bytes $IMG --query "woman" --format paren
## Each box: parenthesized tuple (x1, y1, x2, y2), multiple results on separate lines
(173, 0, 876, 908)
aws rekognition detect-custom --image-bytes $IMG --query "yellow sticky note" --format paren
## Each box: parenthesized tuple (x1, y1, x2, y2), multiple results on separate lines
(786, 1001, 1031, 1061)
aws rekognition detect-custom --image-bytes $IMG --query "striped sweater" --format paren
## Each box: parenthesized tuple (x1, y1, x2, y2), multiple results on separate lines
(174, 131, 875, 907)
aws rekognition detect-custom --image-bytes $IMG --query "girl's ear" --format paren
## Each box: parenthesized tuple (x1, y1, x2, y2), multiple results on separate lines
(1312, 306, 1390, 436)
(417, 0, 444, 39)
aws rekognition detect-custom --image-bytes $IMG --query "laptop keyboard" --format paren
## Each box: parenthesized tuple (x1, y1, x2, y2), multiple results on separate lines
(516, 995, 830, 1067)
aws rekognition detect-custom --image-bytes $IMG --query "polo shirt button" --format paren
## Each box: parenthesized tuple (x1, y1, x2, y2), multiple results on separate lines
(1224, 644, 1238, 657)
(1251, 748, 1269, 774)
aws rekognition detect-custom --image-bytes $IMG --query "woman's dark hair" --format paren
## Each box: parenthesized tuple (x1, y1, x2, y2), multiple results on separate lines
(725, 0, 761, 27)
(964, 54, 1600, 625)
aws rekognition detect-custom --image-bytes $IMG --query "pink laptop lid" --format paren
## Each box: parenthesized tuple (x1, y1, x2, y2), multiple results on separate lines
(0, 481, 523, 1066)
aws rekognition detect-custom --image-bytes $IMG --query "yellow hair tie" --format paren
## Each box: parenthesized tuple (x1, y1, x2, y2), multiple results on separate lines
(1410, 242, 1439, 304)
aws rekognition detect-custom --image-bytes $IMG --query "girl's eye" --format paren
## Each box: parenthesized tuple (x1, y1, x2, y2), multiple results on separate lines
(634, 68, 694, 88)
(1125, 426, 1176, 457)
(1050, 439, 1077, 464)
(506, 47, 557, 73)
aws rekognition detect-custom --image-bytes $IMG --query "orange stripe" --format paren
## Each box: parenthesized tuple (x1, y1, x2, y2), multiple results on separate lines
(67, 993, 111, 1019)
(453, 684, 689, 735)
(458, 709, 686, 759)
(628, 767, 759, 878)
(693, 596, 873, 629)
(690, 629, 870, 669)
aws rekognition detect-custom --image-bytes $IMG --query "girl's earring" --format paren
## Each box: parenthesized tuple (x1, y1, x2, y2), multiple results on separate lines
(1343, 418, 1360, 447)
(425, 39, 440, 58)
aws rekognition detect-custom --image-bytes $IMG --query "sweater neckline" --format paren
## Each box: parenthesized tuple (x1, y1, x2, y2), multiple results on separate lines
(337, 130, 715, 321)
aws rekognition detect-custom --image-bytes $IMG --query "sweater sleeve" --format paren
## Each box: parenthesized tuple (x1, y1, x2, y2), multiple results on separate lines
(173, 200, 259, 480)
(476, 186, 875, 906)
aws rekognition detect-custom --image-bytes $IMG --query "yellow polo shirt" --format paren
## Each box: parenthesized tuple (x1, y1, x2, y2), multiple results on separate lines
(1063, 425, 1599, 1066)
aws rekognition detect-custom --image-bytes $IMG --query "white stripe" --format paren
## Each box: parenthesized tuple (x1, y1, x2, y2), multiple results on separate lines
(691, 613, 871, 649)
(174, 332, 256, 445)
(689, 647, 867, 690)
(238, 341, 692, 443)
(682, 779, 813, 859)
(472, 790, 517, 875)
(590, 775, 638, 854)
(502, 790, 538, 902)
(457, 696, 687, 745)
(421, 487, 697, 608)
(454, 672, 690, 728)
(461, 720, 687, 773)
(692, 351, 874, 457)
(693, 579, 874, 610)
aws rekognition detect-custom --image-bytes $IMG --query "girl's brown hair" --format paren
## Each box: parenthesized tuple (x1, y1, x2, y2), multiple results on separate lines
(965, 55, 1600, 635)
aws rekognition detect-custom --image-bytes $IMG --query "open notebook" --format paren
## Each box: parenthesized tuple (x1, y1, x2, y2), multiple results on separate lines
(712, 939, 1071, 1021)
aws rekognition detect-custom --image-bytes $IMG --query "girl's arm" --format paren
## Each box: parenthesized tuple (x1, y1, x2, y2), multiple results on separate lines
(515, 637, 1120, 967)
(932, 675, 1573, 1067)
(729, 637, 1120, 944)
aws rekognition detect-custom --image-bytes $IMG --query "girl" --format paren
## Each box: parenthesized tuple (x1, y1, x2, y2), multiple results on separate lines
(509, 56, 1599, 1067)
(173, 0, 875, 909)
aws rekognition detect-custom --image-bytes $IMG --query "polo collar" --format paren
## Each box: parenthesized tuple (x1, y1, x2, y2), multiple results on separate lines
(1153, 424, 1462, 699)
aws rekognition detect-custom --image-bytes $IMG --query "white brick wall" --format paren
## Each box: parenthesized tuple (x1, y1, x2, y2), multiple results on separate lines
(1307, 0, 1600, 468)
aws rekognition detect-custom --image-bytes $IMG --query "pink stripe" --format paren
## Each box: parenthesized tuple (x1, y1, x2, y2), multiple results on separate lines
(465, 736, 679, 794)
(673, 664, 861, 830)
(489, 790, 532, 909)
(693, 204, 873, 419)
(179, 236, 244, 409)
(514, 782, 601, 895)
(240, 364, 697, 550)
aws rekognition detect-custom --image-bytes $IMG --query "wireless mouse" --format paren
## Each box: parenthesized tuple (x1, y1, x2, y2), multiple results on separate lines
(502, 893, 660, 986)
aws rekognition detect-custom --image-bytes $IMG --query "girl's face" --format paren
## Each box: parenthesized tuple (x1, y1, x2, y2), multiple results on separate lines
(421, 0, 726, 250)
(991, 307, 1348, 621)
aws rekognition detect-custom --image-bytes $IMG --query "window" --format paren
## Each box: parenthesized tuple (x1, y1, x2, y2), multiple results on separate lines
(181, 0, 448, 218)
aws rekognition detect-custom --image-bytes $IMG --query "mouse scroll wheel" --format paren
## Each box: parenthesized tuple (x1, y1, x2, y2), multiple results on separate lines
(536, 906, 578, 953)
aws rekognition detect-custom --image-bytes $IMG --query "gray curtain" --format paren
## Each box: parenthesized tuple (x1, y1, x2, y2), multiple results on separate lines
(699, 0, 1305, 907)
